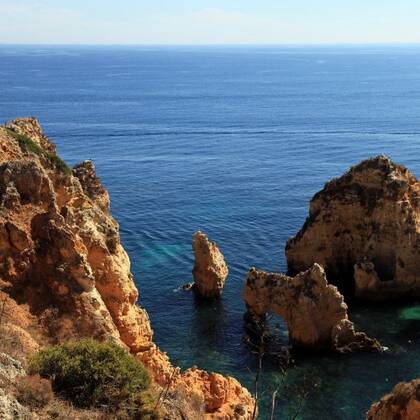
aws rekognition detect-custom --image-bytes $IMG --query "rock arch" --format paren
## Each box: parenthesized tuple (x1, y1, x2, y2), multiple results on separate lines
(243, 264, 381, 352)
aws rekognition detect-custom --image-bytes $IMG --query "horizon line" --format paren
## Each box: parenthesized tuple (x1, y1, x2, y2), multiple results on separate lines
(2, 42, 420, 47)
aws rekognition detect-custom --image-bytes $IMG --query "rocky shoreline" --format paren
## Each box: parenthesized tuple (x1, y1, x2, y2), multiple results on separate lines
(0, 118, 253, 419)
(0, 117, 419, 419)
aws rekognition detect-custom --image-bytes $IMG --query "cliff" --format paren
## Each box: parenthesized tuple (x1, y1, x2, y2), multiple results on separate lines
(286, 156, 420, 300)
(243, 264, 381, 352)
(0, 118, 254, 419)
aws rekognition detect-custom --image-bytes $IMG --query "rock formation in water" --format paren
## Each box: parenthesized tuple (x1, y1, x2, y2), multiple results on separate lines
(286, 156, 420, 300)
(243, 263, 381, 352)
(192, 231, 229, 298)
(367, 379, 420, 420)
(0, 118, 254, 419)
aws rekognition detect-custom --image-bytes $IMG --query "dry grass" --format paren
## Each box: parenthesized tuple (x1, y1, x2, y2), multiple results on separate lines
(15, 374, 54, 408)
(37, 399, 110, 420)
(0, 289, 50, 366)
(162, 384, 205, 420)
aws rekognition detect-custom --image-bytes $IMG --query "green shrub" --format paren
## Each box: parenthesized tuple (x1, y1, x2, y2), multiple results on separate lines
(29, 339, 159, 418)
(5, 128, 71, 175)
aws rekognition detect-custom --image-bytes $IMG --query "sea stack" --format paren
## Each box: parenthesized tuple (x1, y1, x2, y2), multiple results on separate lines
(286, 156, 420, 300)
(243, 264, 381, 353)
(192, 231, 229, 298)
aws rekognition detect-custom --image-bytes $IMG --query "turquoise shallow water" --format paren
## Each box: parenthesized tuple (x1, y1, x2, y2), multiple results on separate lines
(1, 45, 420, 418)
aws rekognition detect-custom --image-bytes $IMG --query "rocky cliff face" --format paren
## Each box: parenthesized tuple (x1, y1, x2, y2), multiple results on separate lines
(286, 156, 420, 300)
(367, 379, 420, 420)
(0, 118, 254, 419)
(243, 264, 381, 352)
(192, 231, 229, 298)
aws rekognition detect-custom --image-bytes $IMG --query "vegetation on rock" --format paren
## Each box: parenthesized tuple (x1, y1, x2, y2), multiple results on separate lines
(29, 339, 162, 419)
(5, 127, 71, 175)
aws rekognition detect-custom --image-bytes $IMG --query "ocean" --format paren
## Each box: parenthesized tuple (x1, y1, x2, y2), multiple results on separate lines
(1, 45, 420, 419)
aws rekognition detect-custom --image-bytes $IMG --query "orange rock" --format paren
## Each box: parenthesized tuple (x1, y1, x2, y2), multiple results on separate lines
(5, 117, 56, 153)
(367, 379, 420, 420)
(192, 231, 229, 298)
(244, 264, 381, 352)
(286, 156, 420, 300)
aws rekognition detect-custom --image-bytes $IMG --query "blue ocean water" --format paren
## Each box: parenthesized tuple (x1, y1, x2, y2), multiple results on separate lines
(1, 45, 420, 419)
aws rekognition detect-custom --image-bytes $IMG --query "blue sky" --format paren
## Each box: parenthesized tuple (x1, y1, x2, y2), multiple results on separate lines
(0, 0, 419, 44)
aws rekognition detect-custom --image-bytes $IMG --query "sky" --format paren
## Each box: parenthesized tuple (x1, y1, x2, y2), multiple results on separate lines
(1, 0, 420, 45)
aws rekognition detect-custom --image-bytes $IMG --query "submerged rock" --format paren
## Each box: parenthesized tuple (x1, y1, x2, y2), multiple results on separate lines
(286, 156, 420, 300)
(192, 231, 228, 298)
(399, 306, 420, 320)
(367, 379, 420, 419)
(243, 264, 381, 352)
(179, 282, 194, 291)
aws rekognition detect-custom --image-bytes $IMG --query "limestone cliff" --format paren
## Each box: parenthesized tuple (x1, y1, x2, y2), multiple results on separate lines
(243, 264, 381, 352)
(192, 231, 229, 298)
(286, 156, 420, 300)
(367, 379, 420, 420)
(0, 118, 254, 419)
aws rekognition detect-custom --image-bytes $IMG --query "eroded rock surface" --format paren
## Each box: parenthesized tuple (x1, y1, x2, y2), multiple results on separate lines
(367, 379, 420, 420)
(0, 353, 25, 382)
(0, 118, 254, 419)
(192, 231, 229, 298)
(286, 156, 420, 300)
(0, 388, 36, 420)
(243, 263, 381, 352)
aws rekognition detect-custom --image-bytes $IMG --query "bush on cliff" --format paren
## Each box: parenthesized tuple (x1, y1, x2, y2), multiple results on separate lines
(5, 128, 71, 175)
(29, 339, 162, 419)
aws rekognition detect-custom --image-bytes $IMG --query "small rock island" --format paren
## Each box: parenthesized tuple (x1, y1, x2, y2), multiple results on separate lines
(192, 231, 229, 298)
